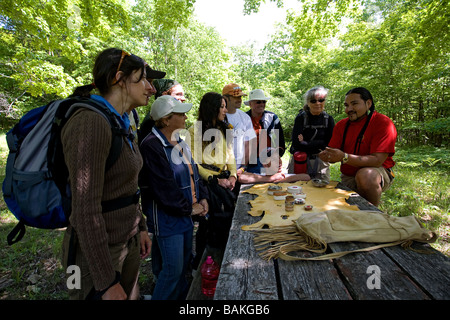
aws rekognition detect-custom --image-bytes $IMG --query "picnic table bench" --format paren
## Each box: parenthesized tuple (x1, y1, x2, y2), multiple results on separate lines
(187, 182, 450, 300)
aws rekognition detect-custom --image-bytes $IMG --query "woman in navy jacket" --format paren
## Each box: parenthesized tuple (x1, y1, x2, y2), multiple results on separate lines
(139, 95, 209, 300)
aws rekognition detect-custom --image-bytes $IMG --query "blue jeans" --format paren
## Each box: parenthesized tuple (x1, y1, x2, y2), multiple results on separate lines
(151, 228, 193, 300)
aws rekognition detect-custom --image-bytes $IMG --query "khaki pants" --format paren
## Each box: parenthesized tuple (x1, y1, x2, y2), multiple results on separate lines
(62, 227, 141, 300)
(341, 167, 394, 193)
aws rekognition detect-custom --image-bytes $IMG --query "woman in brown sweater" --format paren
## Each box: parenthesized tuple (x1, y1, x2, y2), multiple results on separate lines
(61, 48, 165, 300)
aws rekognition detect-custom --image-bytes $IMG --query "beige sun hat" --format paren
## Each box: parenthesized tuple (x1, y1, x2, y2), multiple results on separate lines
(244, 89, 271, 105)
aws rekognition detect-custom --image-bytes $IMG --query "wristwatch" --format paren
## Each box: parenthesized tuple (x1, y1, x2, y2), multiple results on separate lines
(342, 153, 349, 164)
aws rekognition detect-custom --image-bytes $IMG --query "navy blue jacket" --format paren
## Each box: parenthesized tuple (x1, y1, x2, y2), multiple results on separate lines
(246, 110, 286, 156)
(139, 127, 208, 237)
(246, 110, 286, 173)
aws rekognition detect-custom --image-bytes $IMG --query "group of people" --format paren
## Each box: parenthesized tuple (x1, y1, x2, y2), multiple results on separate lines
(61, 48, 397, 300)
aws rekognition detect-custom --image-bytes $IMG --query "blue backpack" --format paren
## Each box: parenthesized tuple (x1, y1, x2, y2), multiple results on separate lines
(2, 97, 133, 245)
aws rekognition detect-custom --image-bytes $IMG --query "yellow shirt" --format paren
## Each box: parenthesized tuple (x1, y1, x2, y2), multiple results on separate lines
(188, 121, 237, 181)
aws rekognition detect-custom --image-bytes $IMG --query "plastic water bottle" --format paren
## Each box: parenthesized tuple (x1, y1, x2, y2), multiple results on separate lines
(201, 256, 220, 297)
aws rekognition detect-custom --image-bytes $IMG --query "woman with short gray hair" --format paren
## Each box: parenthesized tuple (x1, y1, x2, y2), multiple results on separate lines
(288, 86, 335, 181)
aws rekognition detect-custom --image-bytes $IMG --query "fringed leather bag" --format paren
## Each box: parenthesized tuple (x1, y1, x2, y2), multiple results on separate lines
(253, 210, 437, 261)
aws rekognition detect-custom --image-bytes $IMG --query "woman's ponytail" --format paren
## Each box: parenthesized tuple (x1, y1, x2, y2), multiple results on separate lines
(70, 83, 96, 98)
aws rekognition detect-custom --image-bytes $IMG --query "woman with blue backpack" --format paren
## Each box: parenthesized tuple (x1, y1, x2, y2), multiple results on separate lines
(61, 48, 165, 300)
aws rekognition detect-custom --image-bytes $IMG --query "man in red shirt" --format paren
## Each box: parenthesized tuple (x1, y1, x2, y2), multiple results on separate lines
(319, 87, 397, 206)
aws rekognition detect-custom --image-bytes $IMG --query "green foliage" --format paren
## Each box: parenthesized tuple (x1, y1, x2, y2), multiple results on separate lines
(11, 56, 77, 97)
(380, 146, 449, 250)
(240, 0, 449, 147)
(1, 0, 447, 145)
(424, 117, 450, 134)
(243, 0, 285, 15)
(152, 0, 195, 29)
(0, 0, 227, 125)
(394, 145, 450, 170)
(0, 0, 135, 119)
(116, 1, 231, 123)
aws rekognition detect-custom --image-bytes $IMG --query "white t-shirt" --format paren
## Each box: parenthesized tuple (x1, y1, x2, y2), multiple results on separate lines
(226, 109, 256, 168)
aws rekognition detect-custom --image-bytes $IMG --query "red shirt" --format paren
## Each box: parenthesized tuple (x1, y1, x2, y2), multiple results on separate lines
(251, 114, 272, 149)
(328, 111, 397, 176)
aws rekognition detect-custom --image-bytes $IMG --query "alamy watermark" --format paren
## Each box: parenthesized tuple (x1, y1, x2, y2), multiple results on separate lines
(66, 265, 81, 290)
(366, 265, 381, 290)
(170, 123, 282, 175)
(67, 5, 82, 31)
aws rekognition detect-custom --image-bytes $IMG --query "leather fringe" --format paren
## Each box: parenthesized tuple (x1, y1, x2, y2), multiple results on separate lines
(252, 225, 326, 261)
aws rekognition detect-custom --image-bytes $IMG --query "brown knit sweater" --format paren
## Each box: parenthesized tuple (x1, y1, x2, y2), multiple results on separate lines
(61, 109, 145, 291)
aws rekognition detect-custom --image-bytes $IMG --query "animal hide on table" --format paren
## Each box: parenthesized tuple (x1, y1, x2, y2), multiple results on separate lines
(241, 181, 359, 230)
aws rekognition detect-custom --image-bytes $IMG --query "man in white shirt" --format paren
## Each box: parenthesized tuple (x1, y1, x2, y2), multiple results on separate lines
(222, 83, 256, 169)
(222, 83, 295, 184)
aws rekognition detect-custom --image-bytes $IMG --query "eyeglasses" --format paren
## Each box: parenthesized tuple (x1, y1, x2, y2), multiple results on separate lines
(255, 100, 267, 104)
(116, 50, 131, 74)
(310, 99, 326, 103)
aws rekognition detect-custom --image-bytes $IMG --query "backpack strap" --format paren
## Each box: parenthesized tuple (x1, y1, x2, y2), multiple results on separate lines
(276, 230, 437, 261)
(101, 190, 141, 213)
(6, 220, 26, 245)
(277, 241, 408, 261)
(132, 108, 139, 127)
(3, 132, 18, 196)
(303, 111, 330, 130)
(64, 99, 140, 211)
(306, 154, 320, 178)
(64, 98, 127, 171)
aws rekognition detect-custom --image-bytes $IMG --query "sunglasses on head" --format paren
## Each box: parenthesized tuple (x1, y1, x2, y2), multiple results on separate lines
(310, 98, 326, 103)
(114, 50, 151, 85)
(116, 50, 131, 74)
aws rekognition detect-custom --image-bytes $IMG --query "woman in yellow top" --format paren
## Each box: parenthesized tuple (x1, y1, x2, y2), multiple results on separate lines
(188, 92, 237, 268)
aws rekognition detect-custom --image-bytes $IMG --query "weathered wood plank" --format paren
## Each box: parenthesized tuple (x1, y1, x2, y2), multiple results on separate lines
(334, 183, 448, 299)
(336, 182, 380, 211)
(214, 186, 278, 300)
(213, 183, 448, 301)
(382, 243, 450, 300)
(275, 183, 375, 300)
(277, 256, 352, 300)
(330, 242, 430, 300)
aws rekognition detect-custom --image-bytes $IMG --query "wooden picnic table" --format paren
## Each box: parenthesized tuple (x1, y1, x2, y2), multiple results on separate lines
(210, 182, 450, 300)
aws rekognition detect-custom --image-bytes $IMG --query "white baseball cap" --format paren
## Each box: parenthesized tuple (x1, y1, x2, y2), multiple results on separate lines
(150, 95, 193, 120)
(244, 89, 271, 106)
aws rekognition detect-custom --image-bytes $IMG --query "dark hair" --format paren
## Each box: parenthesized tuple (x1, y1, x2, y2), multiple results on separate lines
(197, 92, 228, 135)
(71, 48, 147, 97)
(345, 87, 375, 111)
(342, 87, 375, 154)
(138, 117, 155, 144)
